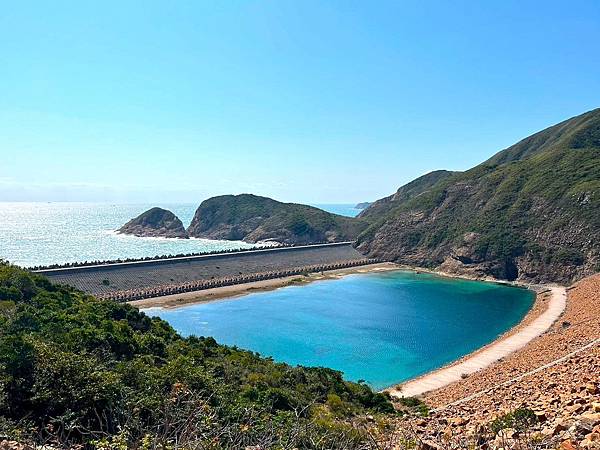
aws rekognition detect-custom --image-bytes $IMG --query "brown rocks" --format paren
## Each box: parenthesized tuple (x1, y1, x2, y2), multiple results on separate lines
(419, 439, 444, 450)
(579, 413, 600, 427)
(392, 273, 600, 450)
(560, 439, 577, 450)
(448, 417, 469, 426)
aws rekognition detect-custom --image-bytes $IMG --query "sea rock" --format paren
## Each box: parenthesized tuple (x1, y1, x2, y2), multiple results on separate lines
(118, 207, 189, 238)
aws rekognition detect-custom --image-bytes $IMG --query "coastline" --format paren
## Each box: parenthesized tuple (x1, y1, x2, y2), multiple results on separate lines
(398, 274, 600, 448)
(129, 262, 399, 309)
(388, 285, 566, 397)
(130, 262, 555, 398)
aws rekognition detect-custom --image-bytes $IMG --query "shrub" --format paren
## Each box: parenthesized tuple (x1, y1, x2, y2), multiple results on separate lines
(489, 408, 537, 434)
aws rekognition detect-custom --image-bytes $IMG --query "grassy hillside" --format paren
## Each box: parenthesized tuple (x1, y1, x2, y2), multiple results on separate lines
(358, 170, 456, 220)
(357, 108, 600, 283)
(187, 194, 366, 245)
(0, 262, 393, 448)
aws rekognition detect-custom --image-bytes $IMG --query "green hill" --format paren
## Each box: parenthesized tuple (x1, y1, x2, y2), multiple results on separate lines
(0, 262, 393, 448)
(187, 194, 365, 245)
(357, 108, 600, 283)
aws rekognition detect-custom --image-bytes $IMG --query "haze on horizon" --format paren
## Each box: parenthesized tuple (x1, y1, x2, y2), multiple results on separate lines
(1, 1, 599, 204)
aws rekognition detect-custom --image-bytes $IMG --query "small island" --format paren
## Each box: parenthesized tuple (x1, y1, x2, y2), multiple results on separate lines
(186, 194, 365, 245)
(117, 207, 189, 239)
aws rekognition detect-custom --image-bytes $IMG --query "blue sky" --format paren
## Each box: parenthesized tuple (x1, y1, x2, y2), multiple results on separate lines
(1, 1, 599, 203)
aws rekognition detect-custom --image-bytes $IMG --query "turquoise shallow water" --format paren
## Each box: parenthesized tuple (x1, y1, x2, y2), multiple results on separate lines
(0, 202, 356, 267)
(144, 271, 534, 390)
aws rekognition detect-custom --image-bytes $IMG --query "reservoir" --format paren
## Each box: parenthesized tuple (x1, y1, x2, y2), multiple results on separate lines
(144, 270, 534, 390)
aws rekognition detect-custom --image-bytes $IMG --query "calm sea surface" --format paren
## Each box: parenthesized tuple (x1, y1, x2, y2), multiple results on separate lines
(0, 202, 359, 267)
(144, 271, 534, 390)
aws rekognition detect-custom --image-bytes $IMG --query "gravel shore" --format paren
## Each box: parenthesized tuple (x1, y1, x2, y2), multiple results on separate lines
(398, 273, 600, 449)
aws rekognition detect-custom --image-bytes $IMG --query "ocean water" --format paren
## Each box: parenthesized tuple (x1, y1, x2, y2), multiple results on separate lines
(0, 202, 360, 267)
(144, 271, 534, 390)
(313, 204, 363, 217)
(0, 202, 256, 267)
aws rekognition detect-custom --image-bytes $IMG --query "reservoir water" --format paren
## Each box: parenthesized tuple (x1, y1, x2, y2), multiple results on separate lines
(144, 270, 534, 390)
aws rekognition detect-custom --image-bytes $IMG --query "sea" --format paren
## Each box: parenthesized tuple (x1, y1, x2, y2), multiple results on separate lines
(0, 202, 362, 267)
(144, 270, 534, 390)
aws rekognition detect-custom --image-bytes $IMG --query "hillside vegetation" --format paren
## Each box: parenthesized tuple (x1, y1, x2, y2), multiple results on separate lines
(357, 108, 600, 283)
(0, 262, 394, 448)
(187, 194, 365, 245)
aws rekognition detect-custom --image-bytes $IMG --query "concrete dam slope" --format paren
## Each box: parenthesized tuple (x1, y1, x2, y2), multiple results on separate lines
(36, 242, 369, 297)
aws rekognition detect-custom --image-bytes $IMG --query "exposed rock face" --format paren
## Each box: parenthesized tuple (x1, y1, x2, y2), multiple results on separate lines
(356, 108, 600, 284)
(355, 202, 372, 210)
(118, 207, 188, 238)
(187, 194, 365, 245)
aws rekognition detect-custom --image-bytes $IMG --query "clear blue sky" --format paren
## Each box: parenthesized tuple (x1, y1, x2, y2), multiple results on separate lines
(1, 1, 599, 203)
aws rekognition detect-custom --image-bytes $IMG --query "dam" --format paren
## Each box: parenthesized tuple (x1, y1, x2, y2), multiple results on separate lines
(35, 242, 377, 301)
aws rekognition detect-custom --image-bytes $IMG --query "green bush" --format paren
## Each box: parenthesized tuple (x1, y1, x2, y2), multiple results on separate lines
(0, 263, 394, 448)
(489, 408, 537, 434)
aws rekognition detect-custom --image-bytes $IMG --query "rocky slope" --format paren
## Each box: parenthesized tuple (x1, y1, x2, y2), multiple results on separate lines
(118, 207, 188, 238)
(393, 273, 600, 450)
(187, 194, 365, 245)
(357, 108, 600, 284)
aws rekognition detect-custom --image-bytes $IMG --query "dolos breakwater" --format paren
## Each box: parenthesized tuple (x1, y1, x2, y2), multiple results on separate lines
(36, 242, 377, 301)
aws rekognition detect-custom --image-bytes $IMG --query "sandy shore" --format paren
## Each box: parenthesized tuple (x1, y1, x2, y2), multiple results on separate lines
(422, 273, 599, 408)
(129, 262, 399, 309)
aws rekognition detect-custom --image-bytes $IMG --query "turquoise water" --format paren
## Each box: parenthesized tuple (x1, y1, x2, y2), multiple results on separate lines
(0, 202, 355, 267)
(144, 271, 534, 390)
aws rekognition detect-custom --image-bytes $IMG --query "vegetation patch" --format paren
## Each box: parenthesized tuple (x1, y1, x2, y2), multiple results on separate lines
(0, 261, 394, 448)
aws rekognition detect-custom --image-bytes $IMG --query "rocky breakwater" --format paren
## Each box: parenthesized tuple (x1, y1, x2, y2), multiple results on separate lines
(117, 207, 189, 238)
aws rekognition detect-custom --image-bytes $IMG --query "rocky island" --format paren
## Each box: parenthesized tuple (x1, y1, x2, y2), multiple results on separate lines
(117, 207, 189, 239)
(186, 193, 365, 245)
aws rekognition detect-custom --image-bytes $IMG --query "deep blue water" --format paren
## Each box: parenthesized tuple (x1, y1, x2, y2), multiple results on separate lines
(144, 271, 534, 390)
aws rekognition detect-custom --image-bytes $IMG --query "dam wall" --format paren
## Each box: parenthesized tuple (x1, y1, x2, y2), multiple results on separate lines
(36, 242, 372, 298)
